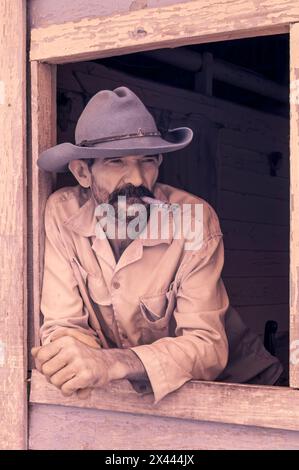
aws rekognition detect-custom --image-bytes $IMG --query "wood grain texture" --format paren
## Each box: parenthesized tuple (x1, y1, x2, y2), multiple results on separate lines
(0, 0, 27, 450)
(29, 0, 295, 64)
(29, 0, 188, 29)
(290, 23, 299, 388)
(29, 403, 299, 450)
(29, 62, 57, 358)
(30, 370, 299, 432)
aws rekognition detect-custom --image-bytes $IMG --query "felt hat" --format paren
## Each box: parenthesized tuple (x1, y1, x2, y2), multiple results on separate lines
(37, 86, 194, 173)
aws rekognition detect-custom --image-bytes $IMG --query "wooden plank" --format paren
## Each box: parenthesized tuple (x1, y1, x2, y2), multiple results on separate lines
(223, 276, 289, 306)
(219, 191, 289, 226)
(0, 0, 27, 450)
(221, 220, 288, 251)
(29, 0, 189, 29)
(290, 23, 299, 388)
(222, 250, 289, 278)
(221, 144, 289, 179)
(29, 62, 57, 360)
(30, 370, 299, 431)
(29, 0, 296, 64)
(29, 403, 299, 450)
(220, 129, 288, 158)
(221, 166, 289, 200)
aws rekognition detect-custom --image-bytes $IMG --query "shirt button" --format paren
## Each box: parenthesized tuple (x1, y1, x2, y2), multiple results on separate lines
(112, 281, 120, 289)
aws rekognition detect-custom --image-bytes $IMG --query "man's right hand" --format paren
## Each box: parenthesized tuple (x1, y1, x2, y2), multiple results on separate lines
(33, 328, 102, 399)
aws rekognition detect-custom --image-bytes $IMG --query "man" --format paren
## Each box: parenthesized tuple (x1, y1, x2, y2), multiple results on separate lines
(32, 86, 283, 404)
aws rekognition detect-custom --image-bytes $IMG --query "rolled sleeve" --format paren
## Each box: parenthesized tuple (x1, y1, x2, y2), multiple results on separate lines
(130, 234, 229, 404)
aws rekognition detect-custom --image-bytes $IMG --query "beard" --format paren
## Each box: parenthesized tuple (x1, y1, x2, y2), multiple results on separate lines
(108, 183, 155, 224)
(108, 183, 154, 205)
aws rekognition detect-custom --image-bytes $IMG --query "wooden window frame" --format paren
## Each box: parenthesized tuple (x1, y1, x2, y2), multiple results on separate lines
(29, 0, 299, 432)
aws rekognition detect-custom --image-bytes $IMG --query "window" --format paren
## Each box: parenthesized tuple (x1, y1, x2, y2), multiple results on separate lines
(28, 0, 299, 434)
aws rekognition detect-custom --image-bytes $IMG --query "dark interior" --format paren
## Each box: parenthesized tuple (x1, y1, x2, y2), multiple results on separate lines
(55, 34, 290, 385)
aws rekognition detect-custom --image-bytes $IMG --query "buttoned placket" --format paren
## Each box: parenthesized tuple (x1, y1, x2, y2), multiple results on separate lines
(91, 230, 144, 348)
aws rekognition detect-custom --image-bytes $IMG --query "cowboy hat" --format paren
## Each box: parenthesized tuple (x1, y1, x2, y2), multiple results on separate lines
(37, 86, 194, 173)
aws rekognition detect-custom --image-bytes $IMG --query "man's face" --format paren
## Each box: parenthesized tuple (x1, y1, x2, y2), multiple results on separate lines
(89, 154, 162, 208)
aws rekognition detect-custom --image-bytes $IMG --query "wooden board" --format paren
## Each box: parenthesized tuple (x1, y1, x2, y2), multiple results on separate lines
(29, 0, 298, 64)
(0, 0, 27, 450)
(30, 370, 299, 432)
(28, 61, 57, 360)
(29, 403, 299, 450)
(29, 0, 189, 29)
(290, 23, 299, 388)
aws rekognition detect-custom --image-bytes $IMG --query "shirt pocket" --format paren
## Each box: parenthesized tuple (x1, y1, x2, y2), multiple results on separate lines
(138, 282, 176, 342)
(72, 257, 111, 306)
(87, 272, 112, 307)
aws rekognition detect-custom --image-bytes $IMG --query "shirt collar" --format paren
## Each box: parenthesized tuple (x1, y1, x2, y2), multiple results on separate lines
(62, 183, 174, 246)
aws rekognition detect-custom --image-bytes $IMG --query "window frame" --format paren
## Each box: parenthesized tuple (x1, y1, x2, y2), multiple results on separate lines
(29, 0, 299, 432)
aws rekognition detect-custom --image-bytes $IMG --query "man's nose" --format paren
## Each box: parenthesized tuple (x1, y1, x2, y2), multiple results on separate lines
(125, 162, 144, 187)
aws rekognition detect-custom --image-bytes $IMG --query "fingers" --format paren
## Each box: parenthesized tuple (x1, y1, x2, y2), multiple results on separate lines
(76, 388, 92, 400)
(40, 353, 68, 378)
(31, 346, 41, 356)
(31, 340, 63, 367)
(60, 370, 94, 397)
(49, 365, 76, 389)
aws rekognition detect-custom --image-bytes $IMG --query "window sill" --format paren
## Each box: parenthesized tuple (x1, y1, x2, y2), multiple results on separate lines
(30, 370, 299, 432)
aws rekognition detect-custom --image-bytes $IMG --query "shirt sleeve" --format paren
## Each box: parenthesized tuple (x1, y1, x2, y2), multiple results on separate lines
(129, 233, 230, 404)
(39, 197, 100, 346)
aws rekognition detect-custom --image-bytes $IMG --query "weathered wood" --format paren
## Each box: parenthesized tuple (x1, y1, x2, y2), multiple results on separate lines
(29, 403, 299, 450)
(29, 0, 189, 29)
(290, 23, 299, 388)
(30, 370, 299, 432)
(29, 0, 295, 64)
(29, 62, 57, 357)
(0, 0, 27, 450)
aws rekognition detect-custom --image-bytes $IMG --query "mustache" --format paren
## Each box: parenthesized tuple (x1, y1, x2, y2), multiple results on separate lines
(108, 184, 155, 206)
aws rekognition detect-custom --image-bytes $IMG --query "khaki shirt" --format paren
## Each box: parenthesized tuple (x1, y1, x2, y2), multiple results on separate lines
(40, 182, 283, 403)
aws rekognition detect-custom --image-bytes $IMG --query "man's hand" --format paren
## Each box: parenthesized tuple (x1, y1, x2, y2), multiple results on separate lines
(31, 336, 114, 397)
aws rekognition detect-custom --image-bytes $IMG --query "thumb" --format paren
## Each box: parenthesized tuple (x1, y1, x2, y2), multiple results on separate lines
(31, 346, 41, 357)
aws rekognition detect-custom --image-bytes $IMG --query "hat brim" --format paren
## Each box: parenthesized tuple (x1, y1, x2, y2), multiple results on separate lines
(37, 127, 193, 173)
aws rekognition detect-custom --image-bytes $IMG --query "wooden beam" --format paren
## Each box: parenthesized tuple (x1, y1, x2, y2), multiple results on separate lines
(29, 0, 294, 64)
(30, 370, 299, 432)
(29, 61, 57, 359)
(290, 23, 299, 388)
(29, 404, 299, 450)
(0, 0, 27, 450)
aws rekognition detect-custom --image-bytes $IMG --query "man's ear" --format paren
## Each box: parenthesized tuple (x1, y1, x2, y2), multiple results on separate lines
(68, 159, 92, 188)
(157, 153, 163, 166)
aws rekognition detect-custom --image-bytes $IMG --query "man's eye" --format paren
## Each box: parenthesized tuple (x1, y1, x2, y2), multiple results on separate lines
(143, 156, 158, 163)
(107, 159, 124, 165)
